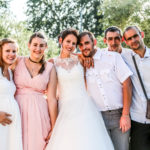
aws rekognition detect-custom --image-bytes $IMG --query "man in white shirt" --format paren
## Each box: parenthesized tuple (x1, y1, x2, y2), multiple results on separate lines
(78, 31, 132, 150)
(102, 26, 132, 54)
(103, 25, 150, 150)
(122, 26, 150, 150)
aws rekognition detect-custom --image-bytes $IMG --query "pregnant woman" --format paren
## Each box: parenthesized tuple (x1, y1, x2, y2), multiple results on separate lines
(0, 38, 22, 150)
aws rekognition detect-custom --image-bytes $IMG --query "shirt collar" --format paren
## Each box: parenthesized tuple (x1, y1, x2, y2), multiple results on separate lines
(132, 47, 150, 58)
(144, 47, 150, 58)
(93, 48, 102, 60)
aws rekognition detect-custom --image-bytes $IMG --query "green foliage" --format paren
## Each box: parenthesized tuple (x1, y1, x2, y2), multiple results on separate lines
(0, 0, 10, 11)
(135, 1, 150, 47)
(0, 14, 59, 59)
(0, 0, 12, 38)
(96, 34, 107, 48)
(99, 0, 142, 30)
(9, 22, 32, 56)
(98, 0, 150, 47)
(0, 14, 11, 38)
(0, 13, 32, 56)
(0, 0, 59, 58)
(26, 0, 103, 38)
(1, 0, 150, 58)
(46, 39, 60, 59)
(9, 21, 59, 58)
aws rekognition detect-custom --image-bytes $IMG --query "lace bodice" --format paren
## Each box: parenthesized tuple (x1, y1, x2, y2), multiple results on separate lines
(54, 56, 87, 101)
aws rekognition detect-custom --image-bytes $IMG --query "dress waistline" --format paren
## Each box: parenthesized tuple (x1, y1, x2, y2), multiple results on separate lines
(16, 88, 45, 95)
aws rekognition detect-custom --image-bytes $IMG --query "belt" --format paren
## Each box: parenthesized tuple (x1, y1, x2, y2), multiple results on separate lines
(101, 108, 122, 114)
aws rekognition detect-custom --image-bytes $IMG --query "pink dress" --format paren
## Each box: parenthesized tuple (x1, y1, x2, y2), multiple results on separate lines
(14, 57, 53, 150)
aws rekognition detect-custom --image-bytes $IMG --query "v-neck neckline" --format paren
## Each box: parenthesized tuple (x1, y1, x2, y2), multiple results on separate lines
(0, 68, 12, 82)
(23, 57, 41, 79)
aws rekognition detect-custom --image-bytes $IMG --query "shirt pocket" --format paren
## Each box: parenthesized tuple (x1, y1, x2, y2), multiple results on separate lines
(99, 69, 113, 82)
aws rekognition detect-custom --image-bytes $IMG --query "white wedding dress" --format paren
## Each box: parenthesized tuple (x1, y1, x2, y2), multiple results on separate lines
(45, 56, 114, 150)
(0, 68, 22, 150)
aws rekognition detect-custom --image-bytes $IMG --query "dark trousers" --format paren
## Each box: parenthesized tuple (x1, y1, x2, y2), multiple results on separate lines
(130, 120, 150, 150)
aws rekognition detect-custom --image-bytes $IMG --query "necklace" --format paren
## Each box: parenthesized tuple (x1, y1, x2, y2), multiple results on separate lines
(29, 57, 40, 63)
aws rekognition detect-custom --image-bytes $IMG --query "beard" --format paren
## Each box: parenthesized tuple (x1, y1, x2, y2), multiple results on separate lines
(109, 44, 120, 52)
(82, 50, 91, 57)
(82, 48, 96, 57)
(131, 41, 142, 50)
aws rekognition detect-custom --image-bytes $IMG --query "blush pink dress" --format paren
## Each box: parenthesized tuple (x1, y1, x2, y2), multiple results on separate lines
(14, 57, 53, 150)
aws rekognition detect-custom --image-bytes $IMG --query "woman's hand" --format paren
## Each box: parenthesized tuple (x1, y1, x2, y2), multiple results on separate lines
(45, 130, 52, 143)
(44, 130, 52, 149)
(0, 111, 12, 126)
(78, 54, 94, 68)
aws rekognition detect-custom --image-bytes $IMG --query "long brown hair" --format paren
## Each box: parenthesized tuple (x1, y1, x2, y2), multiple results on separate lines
(0, 38, 18, 75)
(29, 32, 47, 74)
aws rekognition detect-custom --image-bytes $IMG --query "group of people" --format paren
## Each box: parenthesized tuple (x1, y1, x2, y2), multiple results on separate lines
(0, 25, 149, 150)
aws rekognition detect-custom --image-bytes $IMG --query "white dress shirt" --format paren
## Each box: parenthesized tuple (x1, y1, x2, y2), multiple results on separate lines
(121, 47, 150, 124)
(86, 48, 133, 111)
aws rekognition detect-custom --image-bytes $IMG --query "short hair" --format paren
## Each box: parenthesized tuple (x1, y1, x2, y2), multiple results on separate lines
(123, 26, 141, 40)
(104, 26, 122, 38)
(78, 31, 95, 44)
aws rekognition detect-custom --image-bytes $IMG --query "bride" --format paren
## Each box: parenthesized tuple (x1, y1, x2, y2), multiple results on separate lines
(45, 29, 114, 150)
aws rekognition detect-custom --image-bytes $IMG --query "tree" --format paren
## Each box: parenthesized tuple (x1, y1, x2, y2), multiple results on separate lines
(98, 0, 143, 30)
(0, 0, 11, 37)
(26, 0, 103, 38)
(9, 21, 59, 58)
(0, 0, 10, 11)
(0, 0, 59, 58)
(136, 1, 150, 47)
(97, 0, 150, 47)
(0, 14, 59, 58)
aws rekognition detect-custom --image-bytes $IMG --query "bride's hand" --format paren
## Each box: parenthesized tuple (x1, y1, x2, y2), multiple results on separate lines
(78, 54, 94, 68)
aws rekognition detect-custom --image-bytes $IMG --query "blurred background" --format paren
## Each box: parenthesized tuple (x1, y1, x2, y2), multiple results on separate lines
(0, 0, 150, 58)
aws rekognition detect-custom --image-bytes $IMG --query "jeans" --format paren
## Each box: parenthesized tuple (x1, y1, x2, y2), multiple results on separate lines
(101, 109, 130, 150)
